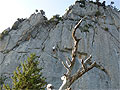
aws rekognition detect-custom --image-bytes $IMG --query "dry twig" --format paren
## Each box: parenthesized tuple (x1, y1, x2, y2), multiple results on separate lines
(59, 16, 107, 90)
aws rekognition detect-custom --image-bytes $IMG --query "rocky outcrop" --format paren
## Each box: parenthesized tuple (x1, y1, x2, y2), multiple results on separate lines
(0, 1, 120, 89)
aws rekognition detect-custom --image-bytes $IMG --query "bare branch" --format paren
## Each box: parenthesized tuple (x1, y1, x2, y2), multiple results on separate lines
(66, 61, 70, 68)
(72, 16, 87, 41)
(93, 62, 108, 74)
(62, 61, 71, 73)
(65, 56, 72, 65)
(59, 17, 86, 90)
(69, 61, 97, 86)
(84, 55, 92, 64)
(69, 17, 85, 71)
(80, 59, 86, 70)
(84, 55, 108, 74)
(58, 16, 108, 90)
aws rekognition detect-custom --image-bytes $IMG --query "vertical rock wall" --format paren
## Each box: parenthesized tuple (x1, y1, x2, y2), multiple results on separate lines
(0, 1, 120, 89)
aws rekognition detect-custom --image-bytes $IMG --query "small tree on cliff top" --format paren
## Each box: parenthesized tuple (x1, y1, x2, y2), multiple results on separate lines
(3, 53, 47, 90)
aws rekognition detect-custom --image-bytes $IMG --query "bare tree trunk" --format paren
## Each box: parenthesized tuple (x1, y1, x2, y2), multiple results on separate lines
(58, 16, 108, 90)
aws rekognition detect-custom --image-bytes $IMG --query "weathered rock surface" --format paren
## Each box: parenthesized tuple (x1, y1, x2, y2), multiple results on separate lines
(0, 1, 120, 89)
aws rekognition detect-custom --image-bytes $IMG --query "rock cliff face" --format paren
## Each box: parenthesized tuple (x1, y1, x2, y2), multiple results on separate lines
(0, 1, 120, 89)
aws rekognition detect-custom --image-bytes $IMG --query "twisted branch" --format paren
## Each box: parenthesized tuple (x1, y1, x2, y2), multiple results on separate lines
(59, 16, 108, 90)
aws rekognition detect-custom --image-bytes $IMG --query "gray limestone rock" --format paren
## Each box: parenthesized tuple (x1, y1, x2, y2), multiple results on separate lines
(0, 1, 120, 90)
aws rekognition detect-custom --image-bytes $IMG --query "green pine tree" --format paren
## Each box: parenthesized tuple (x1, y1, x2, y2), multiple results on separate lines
(3, 53, 47, 90)
(0, 74, 8, 90)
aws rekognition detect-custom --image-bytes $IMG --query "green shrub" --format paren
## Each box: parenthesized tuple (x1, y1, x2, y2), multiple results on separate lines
(0, 73, 9, 90)
(0, 30, 9, 40)
(0, 34, 3, 40)
(89, 1, 94, 4)
(49, 14, 62, 23)
(2, 30, 8, 35)
(3, 53, 47, 90)
(104, 27, 109, 31)
(83, 24, 89, 32)
(11, 21, 20, 30)
(89, 0, 98, 4)
(80, 0, 85, 7)
(80, 24, 90, 32)
(88, 24, 93, 27)
(75, 0, 85, 7)
(95, 11, 101, 16)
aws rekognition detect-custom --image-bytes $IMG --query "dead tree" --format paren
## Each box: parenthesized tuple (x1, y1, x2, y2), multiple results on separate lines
(58, 17, 108, 90)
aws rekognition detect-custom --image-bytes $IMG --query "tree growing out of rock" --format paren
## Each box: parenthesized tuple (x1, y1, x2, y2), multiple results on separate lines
(57, 16, 108, 90)
(3, 53, 47, 90)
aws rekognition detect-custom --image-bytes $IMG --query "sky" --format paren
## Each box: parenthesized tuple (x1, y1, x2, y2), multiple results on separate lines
(0, 0, 119, 33)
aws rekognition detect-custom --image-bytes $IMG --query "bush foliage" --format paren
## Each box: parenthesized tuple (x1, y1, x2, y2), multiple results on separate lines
(0, 74, 8, 90)
(3, 53, 47, 90)
(0, 30, 9, 40)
